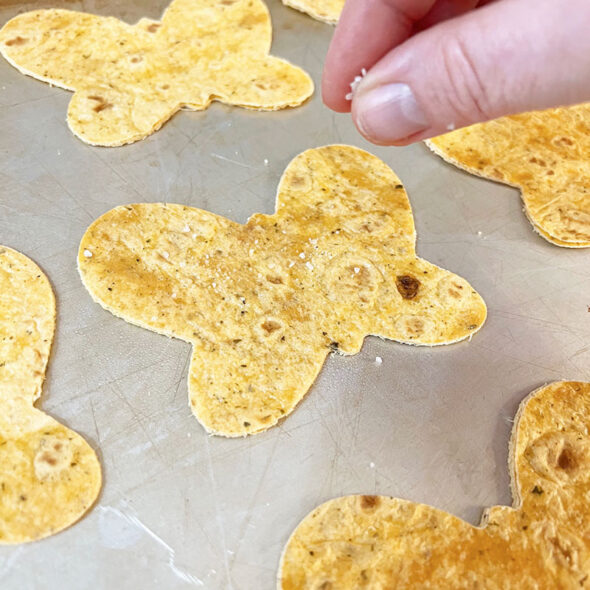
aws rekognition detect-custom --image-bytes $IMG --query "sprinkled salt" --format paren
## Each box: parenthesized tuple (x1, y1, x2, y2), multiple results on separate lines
(299, 252, 305, 259)
(83, 249, 93, 258)
(263, 159, 269, 166)
(182, 224, 190, 233)
(446, 122, 456, 131)
(192, 233, 197, 239)
(375, 356, 382, 365)
(353, 267, 360, 274)
(369, 462, 375, 468)
(345, 67, 368, 101)
(305, 261, 314, 271)
(161, 251, 170, 259)
(249, 248, 254, 256)
(212, 282, 216, 288)
(288, 261, 295, 268)
(172, 292, 177, 299)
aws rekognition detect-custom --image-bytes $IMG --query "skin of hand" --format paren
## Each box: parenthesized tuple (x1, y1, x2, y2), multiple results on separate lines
(323, 0, 590, 145)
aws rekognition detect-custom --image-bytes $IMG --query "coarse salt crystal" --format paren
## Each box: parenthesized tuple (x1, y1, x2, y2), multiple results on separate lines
(446, 122, 456, 131)
(299, 252, 305, 259)
(263, 158, 269, 166)
(288, 261, 295, 268)
(305, 261, 314, 271)
(83, 249, 93, 258)
(369, 462, 375, 468)
(182, 224, 190, 232)
(162, 251, 169, 259)
(353, 267, 360, 274)
(375, 356, 382, 365)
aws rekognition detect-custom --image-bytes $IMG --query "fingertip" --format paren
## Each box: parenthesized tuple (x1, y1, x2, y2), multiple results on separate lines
(321, 74, 352, 113)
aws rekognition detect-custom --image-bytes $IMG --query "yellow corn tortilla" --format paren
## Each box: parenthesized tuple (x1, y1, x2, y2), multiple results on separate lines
(279, 381, 590, 589)
(78, 145, 486, 438)
(0, 0, 314, 147)
(0, 247, 101, 544)
(282, 0, 344, 24)
(427, 104, 590, 248)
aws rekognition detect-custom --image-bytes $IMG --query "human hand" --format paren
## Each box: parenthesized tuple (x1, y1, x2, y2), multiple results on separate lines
(323, 0, 590, 145)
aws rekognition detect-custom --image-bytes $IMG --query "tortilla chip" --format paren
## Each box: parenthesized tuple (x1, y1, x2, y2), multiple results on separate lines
(0, 247, 101, 544)
(282, 0, 344, 24)
(279, 381, 590, 589)
(78, 145, 486, 438)
(427, 104, 590, 247)
(0, 0, 314, 147)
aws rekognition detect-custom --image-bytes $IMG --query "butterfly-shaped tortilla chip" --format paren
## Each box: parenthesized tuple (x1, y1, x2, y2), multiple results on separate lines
(282, 0, 344, 24)
(427, 104, 590, 248)
(78, 145, 486, 437)
(0, 0, 314, 146)
(0, 247, 101, 544)
(279, 381, 590, 589)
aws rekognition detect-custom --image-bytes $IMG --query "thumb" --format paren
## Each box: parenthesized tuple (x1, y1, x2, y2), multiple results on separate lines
(351, 0, 590, 146)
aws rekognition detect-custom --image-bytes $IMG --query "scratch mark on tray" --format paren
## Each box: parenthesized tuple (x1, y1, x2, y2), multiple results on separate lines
(89, 396, 101, 444)
(230, 433, 281, 567)
(0, 546, 24, 581)
(204, 435, 234, 589)
(98, 506, 204, 586)
(210, 152, 256, 170)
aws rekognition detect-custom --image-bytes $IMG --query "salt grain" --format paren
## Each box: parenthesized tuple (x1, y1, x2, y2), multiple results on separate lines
(83, 249, 93, 258)
(375, 356, 382, 365)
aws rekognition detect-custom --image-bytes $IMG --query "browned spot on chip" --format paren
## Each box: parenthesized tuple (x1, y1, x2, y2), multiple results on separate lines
(88, 95, 113, 113)
(147, 23, 160, 33)
(557, 447, 576, 472)
(360, 495, 380, 510)
(5, 36, 27, 46)
(261, 319, 282, 335)
(395, 275, 420, 299)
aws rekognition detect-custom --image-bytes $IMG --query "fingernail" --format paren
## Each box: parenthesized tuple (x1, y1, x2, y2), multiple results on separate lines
(356, 83, 428, 143)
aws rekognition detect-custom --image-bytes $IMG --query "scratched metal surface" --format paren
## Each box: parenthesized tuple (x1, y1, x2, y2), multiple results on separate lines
(0, 0, 589, 588)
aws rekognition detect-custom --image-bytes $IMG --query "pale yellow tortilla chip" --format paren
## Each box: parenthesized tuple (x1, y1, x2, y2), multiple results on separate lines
(0, 0, 314, 147)
(427, 104, 590, 247)
(0, 247, 101, 544)
(78, 145, 486, 438)
(282, 0, 344, 24)
(279, 381, 590, 589)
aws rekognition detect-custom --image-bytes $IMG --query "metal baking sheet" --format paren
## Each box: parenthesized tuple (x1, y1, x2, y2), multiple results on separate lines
(0, 1, 589, 588)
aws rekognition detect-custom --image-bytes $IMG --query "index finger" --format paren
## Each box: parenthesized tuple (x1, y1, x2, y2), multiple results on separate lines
(322, 0, 437, 112)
